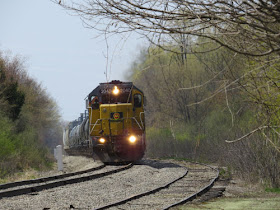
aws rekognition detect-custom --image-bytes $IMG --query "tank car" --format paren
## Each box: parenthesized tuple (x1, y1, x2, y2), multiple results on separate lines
(63, 80, 146, 163)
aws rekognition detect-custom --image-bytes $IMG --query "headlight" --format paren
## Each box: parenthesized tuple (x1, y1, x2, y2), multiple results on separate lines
(99, 138, 106, 144)
(113, 86, 120, 95)
(128, 135, 137, 143)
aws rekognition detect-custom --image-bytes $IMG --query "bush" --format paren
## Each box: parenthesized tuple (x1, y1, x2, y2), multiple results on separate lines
(0, 113, 16, 177)
(0, 50, 62, 179)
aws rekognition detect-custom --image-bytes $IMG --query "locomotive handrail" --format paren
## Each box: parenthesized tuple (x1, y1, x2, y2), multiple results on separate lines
(90, 119, 102, 134)
(88, 106, 93, 135)
(131, 117, 143, 130)
(140, 112, 145, 129)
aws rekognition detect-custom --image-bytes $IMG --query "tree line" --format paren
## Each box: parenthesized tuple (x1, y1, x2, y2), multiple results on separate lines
(0, 51, 62, 178)
(126, 41, 280, 187)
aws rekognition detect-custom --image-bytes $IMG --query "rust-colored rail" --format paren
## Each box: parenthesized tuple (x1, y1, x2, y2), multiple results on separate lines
(93, 161, 219, 210)
(163, 162, 219, 209)
(0, 163, 132, 199)
(93, 166, 189, 210)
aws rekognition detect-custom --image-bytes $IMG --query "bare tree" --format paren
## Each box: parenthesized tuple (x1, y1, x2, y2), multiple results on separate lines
(53, 0, 280, 56)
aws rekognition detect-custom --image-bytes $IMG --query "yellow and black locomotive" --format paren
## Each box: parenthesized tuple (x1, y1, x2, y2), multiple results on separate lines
(63, 80, 146, 162)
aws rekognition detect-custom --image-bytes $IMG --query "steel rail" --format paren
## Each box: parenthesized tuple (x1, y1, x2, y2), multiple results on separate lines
(0, 164, 105, 190)
(0, 163, 133, 200)
(93, 166, 189, 210)
(93, 161, 219, 210)
(163, 162, 220, 209)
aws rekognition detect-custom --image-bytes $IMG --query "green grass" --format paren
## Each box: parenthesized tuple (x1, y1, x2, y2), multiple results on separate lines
(219, 167, 232, 180)
(181, 196, 280, 210)
(265, 188, 280, 193)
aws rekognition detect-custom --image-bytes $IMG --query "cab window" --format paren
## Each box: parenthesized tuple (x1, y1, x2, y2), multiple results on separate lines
(134, 94, 142, 108)
(91, 96, 99, 109)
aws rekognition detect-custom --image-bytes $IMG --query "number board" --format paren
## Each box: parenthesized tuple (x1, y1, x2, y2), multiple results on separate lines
(101, 87, 131, 94)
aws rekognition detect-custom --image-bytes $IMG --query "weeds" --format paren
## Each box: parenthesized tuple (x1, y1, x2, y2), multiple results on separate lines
(265, 188, 280, 193)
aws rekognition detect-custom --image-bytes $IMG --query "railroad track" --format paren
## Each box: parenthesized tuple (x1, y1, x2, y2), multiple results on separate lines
(0, 160, 222, 209)
(0, 163, 132, 200)
(94, 161, 219, 210)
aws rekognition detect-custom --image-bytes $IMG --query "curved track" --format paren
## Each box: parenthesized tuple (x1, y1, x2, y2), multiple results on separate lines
(163, 162, 219, 209)
(94, 161, 219, 210)
(0, 160, 220, 209)
(0, 163, 132, 199)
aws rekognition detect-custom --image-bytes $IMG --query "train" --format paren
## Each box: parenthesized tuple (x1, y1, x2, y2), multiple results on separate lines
(63, 80, 146, 163)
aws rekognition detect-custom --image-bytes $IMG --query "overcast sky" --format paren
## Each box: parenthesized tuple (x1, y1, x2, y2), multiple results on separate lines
(0, 0, 144, 121)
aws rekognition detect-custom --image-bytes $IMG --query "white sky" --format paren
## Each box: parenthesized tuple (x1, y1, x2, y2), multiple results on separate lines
(0, 0, 144, 121)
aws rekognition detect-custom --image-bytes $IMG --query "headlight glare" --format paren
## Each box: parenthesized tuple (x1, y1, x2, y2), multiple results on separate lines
(99, 138, 106, 144)
(113, 86, 120, 95)
(129, 135, 137, 143)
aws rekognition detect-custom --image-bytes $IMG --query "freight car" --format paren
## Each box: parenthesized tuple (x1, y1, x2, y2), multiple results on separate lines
(63, 80, 146, 163)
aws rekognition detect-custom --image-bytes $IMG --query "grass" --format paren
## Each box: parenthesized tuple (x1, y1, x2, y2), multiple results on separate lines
(0, 163, 57, 185)
(265, 188, 280, 193)
(181, 196, 280, 210)
(0, 169, 38, 184)
(219, 167, 232, 180)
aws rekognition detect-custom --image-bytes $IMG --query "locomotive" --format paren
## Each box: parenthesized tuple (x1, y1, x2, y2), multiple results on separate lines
(63, 80, 146, 162)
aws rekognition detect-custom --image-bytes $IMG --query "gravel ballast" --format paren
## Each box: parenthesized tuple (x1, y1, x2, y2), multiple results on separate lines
(0, 157, 185, 210)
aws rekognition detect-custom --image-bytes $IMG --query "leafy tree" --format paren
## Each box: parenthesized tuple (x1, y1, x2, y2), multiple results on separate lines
(0, 50, 62, 178)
